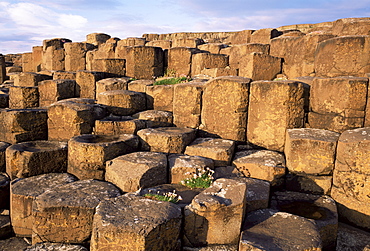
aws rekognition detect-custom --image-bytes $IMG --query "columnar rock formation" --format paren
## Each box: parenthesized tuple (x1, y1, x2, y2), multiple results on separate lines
(1, 17, 370, 250)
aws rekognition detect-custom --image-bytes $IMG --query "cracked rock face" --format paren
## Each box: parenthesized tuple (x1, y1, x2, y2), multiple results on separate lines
(32, 179, 121, 244)
(240, 208, 322, 251)
(184, 178, 247, 247)
(90, 194, 182, 251)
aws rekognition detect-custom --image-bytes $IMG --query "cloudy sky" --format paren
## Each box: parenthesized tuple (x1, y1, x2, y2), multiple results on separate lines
(1, 0, 370, 54)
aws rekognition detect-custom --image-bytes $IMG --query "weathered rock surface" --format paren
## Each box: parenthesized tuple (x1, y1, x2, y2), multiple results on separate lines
(10, 173, 77, 237)
(90, 194, 182, 251)
(32, 179, 121, 244)
(105, 151, 168, 192)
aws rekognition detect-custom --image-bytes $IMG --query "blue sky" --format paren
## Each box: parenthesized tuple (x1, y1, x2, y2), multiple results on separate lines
(1, 0, 370, 54)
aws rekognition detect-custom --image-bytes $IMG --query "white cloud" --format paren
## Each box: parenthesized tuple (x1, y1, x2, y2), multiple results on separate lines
(58, 14, 88, 30)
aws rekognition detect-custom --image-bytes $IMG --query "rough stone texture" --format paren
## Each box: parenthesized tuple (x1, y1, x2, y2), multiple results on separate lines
(75, 70, 106, 99)
(6, 140, 68, 180)
(53, 71, 76, 80)
(146, 84, 174, 112)
(247, 80, 305, 151)
(0, 93, 8, 108)
(270, 33, 335, 78)
(94, 116, 146, 135)
(232, 150, 286, 187)
(242, 177, 270, 213)
(146, 40, 172, 50)
(197, 43, 228, 54)
(0, 237, 30, 251)
(128, 79, 154, 93)
(173, 82, 204, 128)
(172, 38, 204, 48)
(13, 72, 51, 87)
(96, 77, 130, 95)
(169, 154, 214, 184)
(238, 52, 282, 81)
(270, 191, 338, 250)
(185, 138, 235, 167)
(38, 79, 76, 107)
(315, 35, 370, 77)
(184, 178, 247, 247)
(0, 108, 48, 144)
(285, 128, 340, 175)
(285, 173, 333, 195)
(332, 17, 370, 36)
(9, 86, 39, 109)
(331, 127, 370, 230)
(42, 46, 65, 71)
(200, 67, 238, 78)
(239, 209, 322, 251)
(64, 42, 95, 71)
(105, 152, 168, 192)
(201, 76, 250, 141)
(86, 33, 110, 46)
(307, 112, 364, 134)
(336, 222, 370, 251)
(132, 110, 173, 127)
(25, 242, 88, 251)
(22, 52, 33, 73)
(0, 142, 11, 172)
(90, 194, 182, 251)
(32, 46, 43, 72)
(0, 173, 10, 209)
(97, 90, 146, 116)
(68, 134, 139, 180)
(118, 37, 147, 46)
(308, 77, 368, 133)
(220, 43, 269, 70)
(0, 211, 11, 239)
(10, 173, 77, 237)
(91, 58, 125, 76)
(191, 53, 228, 77)
(167, 47, 200, 77)
(249, 28, 282, 44)
(125, 46, 164, 79)
(138, 127, 196, 154)
(47, 98, 107, 141)
(32, 179, 121, 244)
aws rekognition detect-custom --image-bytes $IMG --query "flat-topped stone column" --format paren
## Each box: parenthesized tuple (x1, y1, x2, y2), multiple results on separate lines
(94, 116, 146, 135)
(68, 134, 139, 180)
(0, 108, 47, 144)
(240, 209, 322, 251)
(97, 90, 146, 116)
(32, 179, 121, 244)
(10, 173, 77, 237)
(184, 178, 247, 247)
(132, 110, 173, 127)
(105, 151, 168, 193)
(331, 127, 370, 230)
(185, 138, 236, 166)
(38, 79, 76, 107)
(8, 86, 39, 109)
(232, 150, 286, 188)
(90, 194, 182, 251)
(47, 98, 107, 141)
(6, 140, 68, 180)
(138, 127, 196, 154)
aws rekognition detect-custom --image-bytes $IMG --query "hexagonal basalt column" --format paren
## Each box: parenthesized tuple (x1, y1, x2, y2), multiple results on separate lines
(10, 173, 77, 237)
(68, 134, 139, 180)
(90, 194, 182, 251)
(138, 127, 196, 154)
(6, 140, 68, 180)
(32, 179, 121, 244)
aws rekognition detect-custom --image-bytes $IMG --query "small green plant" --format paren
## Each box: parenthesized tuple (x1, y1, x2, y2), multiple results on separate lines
(181, 168, 215, 189)
(143, 190, 182, 203)
(153, 76, 191, 86)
